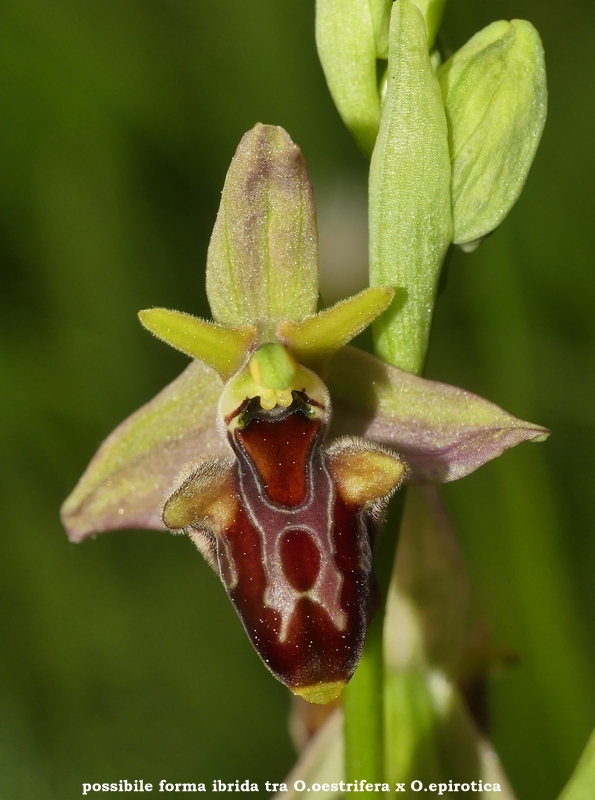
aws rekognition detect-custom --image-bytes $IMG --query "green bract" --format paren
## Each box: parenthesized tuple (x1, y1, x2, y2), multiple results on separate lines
(438, 19, 547, 249)
(369, 0, 452, 375)
(384, 487, 469, 675)
(368, 0, 393, 59)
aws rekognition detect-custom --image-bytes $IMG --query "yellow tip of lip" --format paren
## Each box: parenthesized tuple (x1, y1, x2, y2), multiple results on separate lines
(291, 681, 346, 705)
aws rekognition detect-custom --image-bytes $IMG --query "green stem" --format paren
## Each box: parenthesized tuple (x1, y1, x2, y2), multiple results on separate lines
(343, 491, 407, 787)
(343, 612, 384, 783)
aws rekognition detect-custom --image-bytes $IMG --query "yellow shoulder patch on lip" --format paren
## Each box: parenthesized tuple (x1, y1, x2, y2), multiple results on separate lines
(291, 680, 346, 705)
(162, 459, 236, 534)
(327, 439, 407, 506)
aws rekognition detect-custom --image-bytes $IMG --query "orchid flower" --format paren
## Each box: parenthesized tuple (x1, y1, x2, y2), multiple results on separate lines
(61, 123, 548, 705)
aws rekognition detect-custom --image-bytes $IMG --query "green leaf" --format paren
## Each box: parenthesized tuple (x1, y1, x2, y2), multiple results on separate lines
(277, 287, 393, 373)
(327, 346, 549, 483)
(138, 308, 256, 380)
(61, 361, 225, 542)
(438, 20, 547, 247)
(369, 0, 452, 375)
(315, 0, 382, 155)
(206, 124, 319, 333)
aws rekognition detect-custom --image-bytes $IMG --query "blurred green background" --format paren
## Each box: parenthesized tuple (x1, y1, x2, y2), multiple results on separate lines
(1, 1, 594, 798)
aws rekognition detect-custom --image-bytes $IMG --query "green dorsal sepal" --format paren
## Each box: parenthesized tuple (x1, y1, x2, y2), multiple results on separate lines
(277, 287, 393, 374)
(138, 308, 256, 381)
(206, 124, 319, 332)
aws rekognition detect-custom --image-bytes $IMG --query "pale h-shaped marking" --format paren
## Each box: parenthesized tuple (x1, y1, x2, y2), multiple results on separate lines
(228, 432, 346, 643)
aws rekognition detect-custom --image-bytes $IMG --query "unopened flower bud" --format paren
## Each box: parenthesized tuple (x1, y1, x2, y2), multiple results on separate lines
(438, 20, 547, 248)
(369, 0, 452, 374)
(315, 0, 389, 155)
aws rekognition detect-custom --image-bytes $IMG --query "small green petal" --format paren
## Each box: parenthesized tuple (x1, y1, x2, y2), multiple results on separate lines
(369, 0, 452, 375)
(438, 20, 547, 247)
(315, 0, 382, 155)
(61, 361, 225, 542)
(138, 307, 255, 380)
(206, 124, 319, 334)
(277, 287, 393, 373)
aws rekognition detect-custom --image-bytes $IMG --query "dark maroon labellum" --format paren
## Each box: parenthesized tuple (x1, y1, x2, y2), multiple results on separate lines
(223, 396, 372, 702)
(163, 385, 405, 704)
